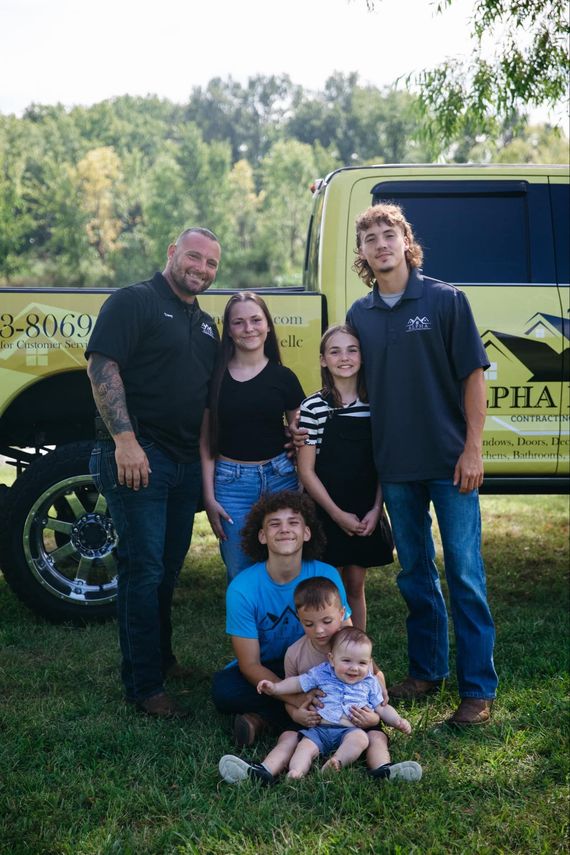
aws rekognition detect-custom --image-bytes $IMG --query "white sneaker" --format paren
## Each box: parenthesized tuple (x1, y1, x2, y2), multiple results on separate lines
(219, 754, 275, 785)
(370, 760, 423, 782)
(387, 760, 423, 782)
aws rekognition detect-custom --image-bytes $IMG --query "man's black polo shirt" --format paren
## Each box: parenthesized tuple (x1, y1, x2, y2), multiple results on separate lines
(347, 269, 489, 482)
(86, 273, 219, 462)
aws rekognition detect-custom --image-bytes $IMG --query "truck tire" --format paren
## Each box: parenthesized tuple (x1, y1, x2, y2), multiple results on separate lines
(0, 483, 9, 513)
(0, 441, 118, 624)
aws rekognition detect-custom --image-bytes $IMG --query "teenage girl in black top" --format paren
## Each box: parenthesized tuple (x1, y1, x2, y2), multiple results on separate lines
(200, 292, 304, 581)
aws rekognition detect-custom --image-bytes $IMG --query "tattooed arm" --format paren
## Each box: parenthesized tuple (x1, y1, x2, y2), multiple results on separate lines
(87, 353, 151, 490)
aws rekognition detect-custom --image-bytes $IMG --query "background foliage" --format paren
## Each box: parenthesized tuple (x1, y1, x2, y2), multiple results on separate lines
(0, 73, 566, 288)
(362, 0, 569, 145)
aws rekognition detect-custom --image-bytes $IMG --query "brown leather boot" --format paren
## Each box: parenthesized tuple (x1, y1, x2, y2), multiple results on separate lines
(388, 675, 442, 700)
(232, 713, 269, 747)
(446, 698, 493, 726)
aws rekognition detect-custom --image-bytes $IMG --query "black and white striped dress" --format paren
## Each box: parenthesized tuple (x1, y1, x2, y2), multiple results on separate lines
(299, 391, 394, 568)
(299, 392, 371, 449)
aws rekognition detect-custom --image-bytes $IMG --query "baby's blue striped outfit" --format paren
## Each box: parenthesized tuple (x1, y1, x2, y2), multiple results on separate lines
(298, 661, 383, 724)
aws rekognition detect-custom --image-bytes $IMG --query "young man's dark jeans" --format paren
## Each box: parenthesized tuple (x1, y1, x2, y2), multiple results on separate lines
(90, 439, 201, 702)
(212, 659, 299, 732)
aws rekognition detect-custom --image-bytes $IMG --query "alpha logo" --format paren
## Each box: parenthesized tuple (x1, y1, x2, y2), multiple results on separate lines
(201, 322, 216, 339)
(406, 316, 431, 332)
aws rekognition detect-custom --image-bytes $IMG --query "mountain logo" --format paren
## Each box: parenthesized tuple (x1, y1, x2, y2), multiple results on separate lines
(201, 322, 216, 339)
(406, 316, 431, 332)
(259, 605, 298, 632)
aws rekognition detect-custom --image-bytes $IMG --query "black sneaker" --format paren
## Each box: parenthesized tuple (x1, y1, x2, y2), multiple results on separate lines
(369, 761, 422, 782)
(219, 754, 276, 785)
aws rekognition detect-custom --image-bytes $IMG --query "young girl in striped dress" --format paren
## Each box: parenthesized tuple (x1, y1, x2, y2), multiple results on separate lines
(297, 324, 393, 630)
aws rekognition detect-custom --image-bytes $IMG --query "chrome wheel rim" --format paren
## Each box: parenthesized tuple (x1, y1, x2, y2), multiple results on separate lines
(23, 475, 118, 607)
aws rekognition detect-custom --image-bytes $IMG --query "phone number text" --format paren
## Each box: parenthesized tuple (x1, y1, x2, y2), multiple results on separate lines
(0, 313, 94, 339)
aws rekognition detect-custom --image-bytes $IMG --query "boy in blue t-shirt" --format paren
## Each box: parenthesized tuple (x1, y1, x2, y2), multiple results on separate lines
(211, 491, 351, 746)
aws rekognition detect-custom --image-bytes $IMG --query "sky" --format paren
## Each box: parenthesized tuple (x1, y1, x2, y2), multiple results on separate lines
(0, 0, 477, 115)
(0, 0, 562, 125)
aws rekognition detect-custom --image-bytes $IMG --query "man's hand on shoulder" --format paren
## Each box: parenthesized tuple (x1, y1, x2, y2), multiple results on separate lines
(287, 410, 309, 450)
(114, 433, 151, 490)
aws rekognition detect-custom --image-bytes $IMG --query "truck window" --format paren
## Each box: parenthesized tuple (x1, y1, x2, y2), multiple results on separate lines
(550, 184, 570, 284)
(304, 190, 325, 292)
(371, 180, 545, 285)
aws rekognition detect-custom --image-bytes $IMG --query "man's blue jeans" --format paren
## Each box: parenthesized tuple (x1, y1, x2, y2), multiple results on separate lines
(382, 479, 497, 699)
(90, 440, 202, 702)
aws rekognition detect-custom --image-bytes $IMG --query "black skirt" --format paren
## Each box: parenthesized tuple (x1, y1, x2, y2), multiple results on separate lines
(315, 409, 393, 568)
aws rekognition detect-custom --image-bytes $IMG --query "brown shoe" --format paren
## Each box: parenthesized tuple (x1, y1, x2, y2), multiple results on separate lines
(446, 698, 493, 726)
(232, 713, 269, 747)
(389, 676, 442, 700)
(135, 692, 189, 719)
(165, 662, 194, 680)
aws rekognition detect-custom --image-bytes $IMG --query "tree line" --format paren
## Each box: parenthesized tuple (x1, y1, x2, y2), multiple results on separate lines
(0, 73, 566, 288)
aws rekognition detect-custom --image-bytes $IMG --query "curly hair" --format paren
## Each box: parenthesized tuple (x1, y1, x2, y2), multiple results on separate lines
(352, 203, 424, 287)
(240, 491, 326, 562)
(330, 626, 373, 654)
(294, 577, 343, 613)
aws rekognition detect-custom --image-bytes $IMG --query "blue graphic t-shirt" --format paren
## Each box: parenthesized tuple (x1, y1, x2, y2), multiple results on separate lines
(226, 560, 350, 664)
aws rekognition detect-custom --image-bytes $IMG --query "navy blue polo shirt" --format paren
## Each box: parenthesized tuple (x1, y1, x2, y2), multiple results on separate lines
(346, 269, 489, 482)
(86, 273, 219, 462)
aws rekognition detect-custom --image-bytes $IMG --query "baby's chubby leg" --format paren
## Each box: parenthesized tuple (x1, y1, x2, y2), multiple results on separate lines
(286, 737, 320, 779)
(366, 725, 423, 783)
(262, 731, 300, 776)
(322, 728, 369, 773)
(366, 729, 391, 769)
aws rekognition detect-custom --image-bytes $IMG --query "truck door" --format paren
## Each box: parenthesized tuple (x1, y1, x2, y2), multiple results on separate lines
(349, 175, 569, 486)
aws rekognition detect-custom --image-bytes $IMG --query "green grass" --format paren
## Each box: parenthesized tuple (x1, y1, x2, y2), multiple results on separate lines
(0, 496, 568, 854)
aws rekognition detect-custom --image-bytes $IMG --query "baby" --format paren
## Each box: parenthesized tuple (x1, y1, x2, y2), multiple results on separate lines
(257, 626, 414, 778)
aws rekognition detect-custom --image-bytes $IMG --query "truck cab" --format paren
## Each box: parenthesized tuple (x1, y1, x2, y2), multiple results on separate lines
(305, 163, 570, 493)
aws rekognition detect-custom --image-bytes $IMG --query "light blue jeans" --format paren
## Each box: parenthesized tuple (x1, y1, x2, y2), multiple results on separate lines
(382, 479, 497, 699)
(215, 451, 299, 581)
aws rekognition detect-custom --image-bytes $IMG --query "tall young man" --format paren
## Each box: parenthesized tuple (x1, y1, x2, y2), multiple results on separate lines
(347, 204, 497, 725)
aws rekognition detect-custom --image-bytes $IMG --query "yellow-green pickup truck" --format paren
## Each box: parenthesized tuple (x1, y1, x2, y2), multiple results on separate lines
(1, 163, 568, 622)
